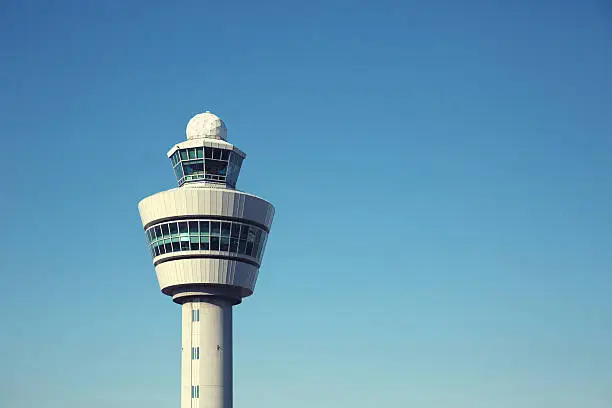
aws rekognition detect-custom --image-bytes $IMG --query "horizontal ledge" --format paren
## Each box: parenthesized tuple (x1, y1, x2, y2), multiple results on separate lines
(143, 215, 269, 233)
(153, 254, 260, 268)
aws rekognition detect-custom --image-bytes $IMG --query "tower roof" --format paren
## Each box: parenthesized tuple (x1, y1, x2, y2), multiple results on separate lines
(186, 111, 227, 141)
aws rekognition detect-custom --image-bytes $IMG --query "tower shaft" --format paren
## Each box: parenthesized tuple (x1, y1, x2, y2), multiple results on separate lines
(181, 299, 233, 408)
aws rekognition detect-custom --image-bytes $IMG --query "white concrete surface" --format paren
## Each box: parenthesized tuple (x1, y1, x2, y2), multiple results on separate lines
(182, 300, 233, 408)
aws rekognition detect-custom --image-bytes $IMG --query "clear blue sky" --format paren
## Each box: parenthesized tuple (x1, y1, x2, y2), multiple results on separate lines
(0, 1, 611, 407)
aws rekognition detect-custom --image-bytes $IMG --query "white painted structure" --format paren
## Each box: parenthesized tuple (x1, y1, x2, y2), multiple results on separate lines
(138, 112, 274, 408)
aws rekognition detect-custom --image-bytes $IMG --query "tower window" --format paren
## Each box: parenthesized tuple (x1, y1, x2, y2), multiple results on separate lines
(191, 385, 199, 398)
(192, 309, 200, 322)
(192, 347, 200, 359)
(145, 220, 268, 260)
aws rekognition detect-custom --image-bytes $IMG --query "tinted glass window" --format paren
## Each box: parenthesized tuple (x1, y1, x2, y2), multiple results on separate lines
(210, 236, 220, 251)
(205, 147, 213, 158)
(196, 148, 203, 158)
(161, 224, 170, 236)
(213, 148, 222, 160)
(238, 239, 247, 254)
(180, 150, 188, 160)
(200, 235, 210, 250)
(190, 236, 199, 250)
(183, 161, 204, 175)
(221, 222, 231, 237)
(205, 160, 227, 176)
(174, 165, 184, 181)
(220, 237, 230, 251)
(253, 229, 262, 258)
(188, 149, 196, 159)
(181, 240, 190, 251)
(239, 225, 249, 240)
(221, 149, 230, 160)
(230, 224, 240, 238)
(146, 220, 267, 261)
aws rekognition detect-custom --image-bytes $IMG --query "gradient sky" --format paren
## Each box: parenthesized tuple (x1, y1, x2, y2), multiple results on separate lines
(1, 1, 611, 407)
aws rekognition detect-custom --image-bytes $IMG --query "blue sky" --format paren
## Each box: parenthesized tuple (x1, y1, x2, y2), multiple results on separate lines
(1, 0, 611, 406)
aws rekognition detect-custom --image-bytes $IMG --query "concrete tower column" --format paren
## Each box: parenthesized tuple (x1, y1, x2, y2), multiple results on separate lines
(181, 299, 233, 408)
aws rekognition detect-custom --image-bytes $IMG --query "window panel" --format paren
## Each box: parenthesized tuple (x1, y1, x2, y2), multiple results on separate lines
(189, 221, 199, 235)
(169, 222, 178, 235)
(258, 233, 268, 261)
(161, 224, 170, 237)
(247, 228, 256, 243)
(230, 223, 240, 238)
(229, 238, 239, 253)
(188, 148, 196, 159)
(190, 235, 199, 250)
(179, 222, 188, 234)
(199, 221, 209, 234)
(221, 222, 231, 237)
(221, 149, 230, 160)
(210, 222, 220, 236)
(205, 147, 213, 158)
(220, 237, 230, 251)
(238, 239, 247, 254)
(213, 148, 222, 160)
(173, 164, 184, 182)
(253, 229, 262, 258)
(196, 148, 203, 158)
(183, 160, 204, 175)
(180, 240, 190, 251)
(210, 236, 220, 251)
(154, 225, 162, 238)
(180, 150, 188, 160)
(239, 225, 249, 240)
(205, 159, 227, 176)
(200, 235, 210, 250)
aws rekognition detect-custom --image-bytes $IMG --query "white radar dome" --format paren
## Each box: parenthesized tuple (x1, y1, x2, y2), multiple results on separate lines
(186, 111, 227, 141)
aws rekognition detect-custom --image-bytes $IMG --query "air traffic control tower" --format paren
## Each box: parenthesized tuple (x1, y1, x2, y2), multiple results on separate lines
(138, 112, 274, 408)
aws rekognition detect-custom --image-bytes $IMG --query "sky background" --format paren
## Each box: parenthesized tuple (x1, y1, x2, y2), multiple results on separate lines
(0, 0, 611, 407)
